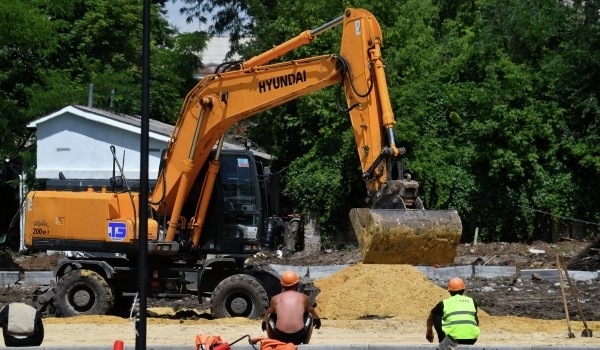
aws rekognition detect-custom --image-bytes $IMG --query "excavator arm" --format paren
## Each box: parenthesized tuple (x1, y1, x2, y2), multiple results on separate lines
(151, 55, 343, 246)
(150, 8, 462, 264)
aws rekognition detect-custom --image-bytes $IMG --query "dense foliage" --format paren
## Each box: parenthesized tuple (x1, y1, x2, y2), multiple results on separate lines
(181, 0, 600, 245)
(2, 0, 598, 246)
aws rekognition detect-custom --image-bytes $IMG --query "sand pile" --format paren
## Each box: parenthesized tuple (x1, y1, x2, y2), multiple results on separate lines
(314, 264, 449, 320)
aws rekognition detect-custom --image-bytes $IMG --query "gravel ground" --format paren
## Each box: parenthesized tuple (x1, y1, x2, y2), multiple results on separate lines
(1, 239, 598, 321)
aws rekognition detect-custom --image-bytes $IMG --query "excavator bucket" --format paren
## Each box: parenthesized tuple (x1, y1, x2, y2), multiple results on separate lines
(349, 208, 462, 265)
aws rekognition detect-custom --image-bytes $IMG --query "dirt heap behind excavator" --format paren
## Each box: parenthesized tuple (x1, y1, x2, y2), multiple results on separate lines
(350, 208, 462, 265)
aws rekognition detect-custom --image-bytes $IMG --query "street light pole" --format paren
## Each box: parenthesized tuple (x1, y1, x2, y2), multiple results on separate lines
(135, 0, 150, 349)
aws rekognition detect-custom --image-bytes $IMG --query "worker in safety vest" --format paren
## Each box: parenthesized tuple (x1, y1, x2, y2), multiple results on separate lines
(262, 270, 321, 344)
(426, 277, 479, 349)
(0, 302, 44, 347)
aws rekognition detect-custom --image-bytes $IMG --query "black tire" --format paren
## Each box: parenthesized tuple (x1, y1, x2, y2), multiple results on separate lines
(55, 269, 115, 317)
(210, 274, 269, 319)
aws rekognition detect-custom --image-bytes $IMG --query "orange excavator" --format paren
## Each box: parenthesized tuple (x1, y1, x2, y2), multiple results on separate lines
(24, 8, 462, 318)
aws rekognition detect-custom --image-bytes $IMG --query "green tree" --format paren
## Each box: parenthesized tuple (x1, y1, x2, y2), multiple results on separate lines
(0, 0, 208, 189)
(420, 0, 600, 241)
(0, 0, 56, 160)
(25, 0, 207, 123)
(556, 1, 600, 235)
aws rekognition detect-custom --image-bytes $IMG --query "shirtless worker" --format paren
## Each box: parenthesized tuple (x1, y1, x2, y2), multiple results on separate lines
(261, 270, 321, 344)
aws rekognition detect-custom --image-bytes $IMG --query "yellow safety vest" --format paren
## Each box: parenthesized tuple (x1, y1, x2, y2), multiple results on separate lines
(442, 294, 480, 340)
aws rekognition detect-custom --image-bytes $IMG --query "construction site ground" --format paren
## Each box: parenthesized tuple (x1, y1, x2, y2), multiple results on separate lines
(1, 239, 599, 347)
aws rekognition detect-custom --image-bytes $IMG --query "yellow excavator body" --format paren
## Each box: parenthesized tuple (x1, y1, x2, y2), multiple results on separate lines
(26, 8, 463, 267)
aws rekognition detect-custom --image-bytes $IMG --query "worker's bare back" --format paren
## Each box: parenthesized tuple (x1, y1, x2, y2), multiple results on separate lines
(270, 290, 312, 333)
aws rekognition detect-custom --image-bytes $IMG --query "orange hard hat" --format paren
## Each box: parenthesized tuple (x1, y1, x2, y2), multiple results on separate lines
(280, 270, 299, 287)
(448, 277, 466, 291)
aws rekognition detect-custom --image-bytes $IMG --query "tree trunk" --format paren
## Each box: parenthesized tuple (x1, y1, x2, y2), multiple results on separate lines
(303, 212, 320, 253)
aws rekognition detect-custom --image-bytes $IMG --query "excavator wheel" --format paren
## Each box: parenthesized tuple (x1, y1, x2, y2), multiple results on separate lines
(55, 269, 115, 317)
(210, 274, 269, 319)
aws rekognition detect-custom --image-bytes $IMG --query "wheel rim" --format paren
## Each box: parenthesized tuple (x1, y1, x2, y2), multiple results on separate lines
(72, 289, 92, 307)
(225, 293, 252, 317)
(68, 283, 96, 312)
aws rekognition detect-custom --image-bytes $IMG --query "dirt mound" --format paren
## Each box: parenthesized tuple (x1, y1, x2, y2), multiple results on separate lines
(314, 264, 449, 320)
(0, 250, 66, 271)
(0, 250, 21, 269)
(13, 252, 65, 270)
(1, 239, 590, 270)
(568, 236, 600, 271)
(453, 240, 589, 269)
(251, 239, 590, 270)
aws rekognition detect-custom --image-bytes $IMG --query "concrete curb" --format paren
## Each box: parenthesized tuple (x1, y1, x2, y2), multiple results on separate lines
(1, 266, 599, 286)
(0, 271, 19, 284)
(25, 271, 55, 284)
(268, 264, 598, 282)
(415, 265, 518, 279)
(520, 269, 599, 283)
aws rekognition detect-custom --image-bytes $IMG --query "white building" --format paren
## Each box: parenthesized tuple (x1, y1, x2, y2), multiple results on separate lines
(196, 36, 247, 79)
(27, 105, 171, 181)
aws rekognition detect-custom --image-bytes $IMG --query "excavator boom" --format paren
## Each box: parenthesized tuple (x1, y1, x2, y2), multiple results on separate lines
(149, 8, 462, 264)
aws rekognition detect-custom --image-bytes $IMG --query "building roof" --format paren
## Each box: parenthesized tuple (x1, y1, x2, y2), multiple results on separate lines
(27, 105, 271, 160)
(27, 105, 173, 142)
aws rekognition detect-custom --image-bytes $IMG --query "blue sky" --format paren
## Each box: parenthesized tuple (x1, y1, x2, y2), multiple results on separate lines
(165, 0, 202, 33)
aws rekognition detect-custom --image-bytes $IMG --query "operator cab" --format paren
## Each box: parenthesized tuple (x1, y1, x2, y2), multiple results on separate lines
(183, 149, 264, 255)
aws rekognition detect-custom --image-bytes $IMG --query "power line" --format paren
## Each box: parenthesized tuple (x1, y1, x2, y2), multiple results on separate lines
(517, 205, 600, 227)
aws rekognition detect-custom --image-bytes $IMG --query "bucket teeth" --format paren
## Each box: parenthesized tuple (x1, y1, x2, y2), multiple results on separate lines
(349, 208, 462, 265)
